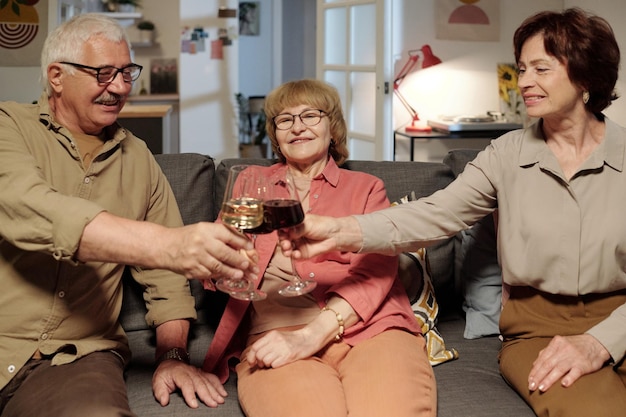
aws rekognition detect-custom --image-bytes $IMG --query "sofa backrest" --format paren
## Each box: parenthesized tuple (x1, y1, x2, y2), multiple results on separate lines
(120, 151, 480, 333)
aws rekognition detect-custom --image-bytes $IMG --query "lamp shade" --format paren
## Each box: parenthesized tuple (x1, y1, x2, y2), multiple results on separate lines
(421, 45, 442, 69)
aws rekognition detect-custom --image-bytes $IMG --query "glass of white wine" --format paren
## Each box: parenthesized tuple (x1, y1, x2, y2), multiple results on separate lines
(216, 164, 267, 301)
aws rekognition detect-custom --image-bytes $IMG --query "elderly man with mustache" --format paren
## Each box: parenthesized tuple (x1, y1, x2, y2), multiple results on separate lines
(0, 13, 255, 417)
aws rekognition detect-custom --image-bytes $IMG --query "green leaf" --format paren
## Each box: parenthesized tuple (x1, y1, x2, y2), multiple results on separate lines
(11, 1, 20, 16)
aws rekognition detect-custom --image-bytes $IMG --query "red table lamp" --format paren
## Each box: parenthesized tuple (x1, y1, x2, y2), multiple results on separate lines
(393, 45, 442, 132)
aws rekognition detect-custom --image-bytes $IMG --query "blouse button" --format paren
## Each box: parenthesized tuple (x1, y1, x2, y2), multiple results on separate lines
(313, 194, 319, 199)
(308, 272, 315, 278)
(58, 291, 65, 298)
(41, 333, 49, 340)
(8, 365, 15, 373)
(84, 177, 91, 184)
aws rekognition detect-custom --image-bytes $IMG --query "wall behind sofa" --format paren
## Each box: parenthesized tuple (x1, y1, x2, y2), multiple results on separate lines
(393, 0, 626, 128)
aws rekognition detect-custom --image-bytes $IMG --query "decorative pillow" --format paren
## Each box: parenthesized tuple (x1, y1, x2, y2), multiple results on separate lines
(458, 214, 502, 339)
(409, 248, 459, 366)
(393, 195, 459, 366)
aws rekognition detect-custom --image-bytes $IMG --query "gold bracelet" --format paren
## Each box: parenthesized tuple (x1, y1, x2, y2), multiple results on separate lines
(321, 306, 345, 342)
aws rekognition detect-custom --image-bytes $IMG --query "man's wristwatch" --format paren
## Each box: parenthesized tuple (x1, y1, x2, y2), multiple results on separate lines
(156, 347, 190, 366)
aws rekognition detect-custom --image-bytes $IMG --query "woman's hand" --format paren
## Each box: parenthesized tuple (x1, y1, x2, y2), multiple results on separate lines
(245, 327, 324, 369)
(528, 334, 611, 392)
(277, 214, 362, 259)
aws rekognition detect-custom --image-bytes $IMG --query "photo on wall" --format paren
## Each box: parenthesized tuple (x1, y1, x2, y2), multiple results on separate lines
(239, 2, 259, 36)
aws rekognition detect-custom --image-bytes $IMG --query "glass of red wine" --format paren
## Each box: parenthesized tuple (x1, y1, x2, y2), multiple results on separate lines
(265, 170, 317, 297)
(215, 165, 267, 301)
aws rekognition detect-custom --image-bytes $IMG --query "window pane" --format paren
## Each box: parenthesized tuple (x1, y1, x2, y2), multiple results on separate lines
(349, 71, 376, 136)
(349, 137, 375, 160)
(323, 70, 347, 112)
(324, 8, 346, 65)
(351, 4, 376, 66)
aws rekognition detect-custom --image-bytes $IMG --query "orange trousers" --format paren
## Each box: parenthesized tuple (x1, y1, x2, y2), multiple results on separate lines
(499, 287, 626, 417)
(236, 329, 436, 417)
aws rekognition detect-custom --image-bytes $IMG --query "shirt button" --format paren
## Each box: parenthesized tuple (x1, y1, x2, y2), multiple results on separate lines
(58, 291, 65, 298)
(308, 272, 315, 278)
(8, 365, 15, 373)
(41, 333, 49, 340)
(313, 194, 319, 199)
(84, 177, 91, 184)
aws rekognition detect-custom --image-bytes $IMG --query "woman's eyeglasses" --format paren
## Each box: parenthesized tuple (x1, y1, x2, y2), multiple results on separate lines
(273, 109, 326, 130)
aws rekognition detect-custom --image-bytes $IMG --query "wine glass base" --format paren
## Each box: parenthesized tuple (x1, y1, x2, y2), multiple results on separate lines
(215, 278, 253, 294)
(230, 289, 267, 301)
(278, 280, 317, 297)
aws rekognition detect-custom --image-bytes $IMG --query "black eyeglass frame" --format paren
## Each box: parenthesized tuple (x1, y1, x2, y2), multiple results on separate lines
(272, 109, 327, 131)
(59, 61, 143, 84)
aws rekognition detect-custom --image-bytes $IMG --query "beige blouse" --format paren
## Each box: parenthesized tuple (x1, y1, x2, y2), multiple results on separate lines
(357, 119, 626, 362)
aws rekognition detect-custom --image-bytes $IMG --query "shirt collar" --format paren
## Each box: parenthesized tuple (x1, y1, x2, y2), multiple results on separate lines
(518, 117, 624, 173)
(275, 156, 340, 187)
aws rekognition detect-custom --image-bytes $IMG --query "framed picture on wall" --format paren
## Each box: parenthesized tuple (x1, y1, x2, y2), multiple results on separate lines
(435, 0, 500, 42)
(0, 0, 48, 66)
(239, 2, 259, 36)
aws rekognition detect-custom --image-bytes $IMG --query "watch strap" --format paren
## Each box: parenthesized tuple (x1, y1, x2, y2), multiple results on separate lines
(156, 347, 190, 366)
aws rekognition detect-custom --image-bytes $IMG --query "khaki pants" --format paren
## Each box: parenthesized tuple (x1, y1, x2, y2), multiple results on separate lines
(0, 351, 135, 417)
(499, 287, 626, 417)
(236, 329, 436, 417)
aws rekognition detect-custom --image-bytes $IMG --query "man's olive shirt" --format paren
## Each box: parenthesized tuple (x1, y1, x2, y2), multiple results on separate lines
(0, 95, 196, 390)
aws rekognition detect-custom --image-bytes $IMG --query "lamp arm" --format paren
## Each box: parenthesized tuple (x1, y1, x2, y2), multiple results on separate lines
(393, 88, 419, 123)
(393, 54, 419, 89)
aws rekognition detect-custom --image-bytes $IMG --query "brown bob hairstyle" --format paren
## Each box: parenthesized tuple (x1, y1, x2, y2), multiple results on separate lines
(264, 79, 349, 166)
(513, 7, 620, 114)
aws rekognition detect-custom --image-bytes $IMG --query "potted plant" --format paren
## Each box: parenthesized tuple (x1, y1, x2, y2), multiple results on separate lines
(104, 0, 141, 13)
(137, 20, 155, 43)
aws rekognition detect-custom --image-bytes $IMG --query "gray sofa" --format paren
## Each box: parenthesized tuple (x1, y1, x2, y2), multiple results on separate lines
(121, 150, 535, 416)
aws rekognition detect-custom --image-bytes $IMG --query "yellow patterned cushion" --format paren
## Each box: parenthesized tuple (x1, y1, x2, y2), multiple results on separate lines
(409, 248, 459, 366)
(393, 194, 459, 366)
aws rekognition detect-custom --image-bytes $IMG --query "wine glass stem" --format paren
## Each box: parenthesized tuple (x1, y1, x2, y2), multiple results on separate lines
(290, 256, 303, 286)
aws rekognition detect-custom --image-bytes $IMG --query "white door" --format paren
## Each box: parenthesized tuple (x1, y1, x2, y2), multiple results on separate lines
(316, 0, 392, 161)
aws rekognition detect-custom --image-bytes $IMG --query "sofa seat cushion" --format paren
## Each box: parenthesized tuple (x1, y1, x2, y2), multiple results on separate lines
(125, 326, 243, 416)
(434, 319, 534, 417)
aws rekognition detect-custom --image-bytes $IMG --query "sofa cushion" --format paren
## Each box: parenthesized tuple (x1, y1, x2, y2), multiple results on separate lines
(120, 153, 217, 332)
(443, 149, 502, 338)
(459, 218, 502, 339)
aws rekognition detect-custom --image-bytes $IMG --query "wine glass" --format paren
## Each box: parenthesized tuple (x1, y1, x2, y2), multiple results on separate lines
(266, 170, 317, 297)
(216, 164, 267, 301)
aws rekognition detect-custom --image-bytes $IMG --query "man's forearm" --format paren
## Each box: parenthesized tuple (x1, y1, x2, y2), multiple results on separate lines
(155, 319, 190, 361)
(76, 211, 172, 269)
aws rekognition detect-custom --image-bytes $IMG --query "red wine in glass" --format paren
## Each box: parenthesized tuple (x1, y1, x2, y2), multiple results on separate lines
(264, 199, 305, 229)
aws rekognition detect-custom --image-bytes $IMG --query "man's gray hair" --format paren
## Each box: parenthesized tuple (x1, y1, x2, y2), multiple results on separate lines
(41, 13, 131, 94)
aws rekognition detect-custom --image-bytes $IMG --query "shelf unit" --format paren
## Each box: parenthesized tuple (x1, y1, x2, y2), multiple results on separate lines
(99, 12, 142, 27)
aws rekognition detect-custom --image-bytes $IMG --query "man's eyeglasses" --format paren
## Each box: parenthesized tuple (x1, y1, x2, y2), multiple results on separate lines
(60, 62, 143, 84)
(273, 109, 326, 130)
